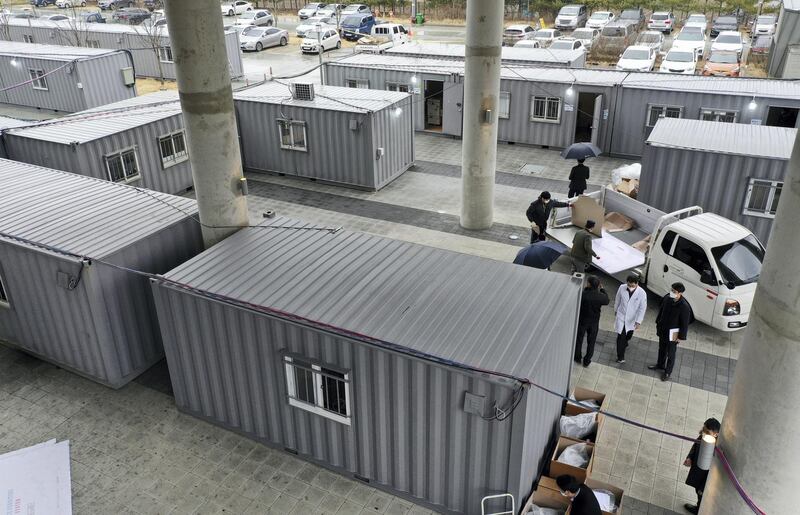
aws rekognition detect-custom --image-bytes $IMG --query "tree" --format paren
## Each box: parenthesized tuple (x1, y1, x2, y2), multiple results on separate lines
(53, 7, 95, 47)
(133, 20, 168, 90)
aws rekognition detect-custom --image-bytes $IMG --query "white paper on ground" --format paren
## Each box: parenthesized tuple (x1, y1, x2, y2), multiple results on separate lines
(0, 440, 72, 515)
(591, 229, 646, 275)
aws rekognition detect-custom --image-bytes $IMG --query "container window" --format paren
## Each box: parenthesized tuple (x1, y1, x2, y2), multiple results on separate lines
(87, 40, 101, 48)
(530, 95, 561, 123)
(499, 91, 511, 119)
(284, 355, 351, 425)
(104, 147, 140, 183)
(0, 271, 9, 308)
(23, 34, 34, 44)
(646, 104, 683, 127)
(346, 78, 369, 89)
(158, 46, 174, 63)
(385, 82, 409, 93)
(700, 108, 737, 123)
(29, 69, 48, 91)
(743, 178, 782, 218)
(158, 130, 189, 168)
(277, 120, 308, 151)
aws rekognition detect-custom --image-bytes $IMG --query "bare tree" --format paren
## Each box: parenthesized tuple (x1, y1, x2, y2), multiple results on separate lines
(133, 20, 168, 89)
(53, 7, 95, 47)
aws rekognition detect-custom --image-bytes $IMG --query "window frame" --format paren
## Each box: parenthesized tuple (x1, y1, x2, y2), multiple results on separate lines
(158, 129, 189, 168)
(700, 108, 738, 123)
(346, 78, 369, 89)
(743, 178, 782, 219)
(385, 81, 409, 93)
(529, 95, 562, 124)
(29, 69, 48, 91)
(284, 355, 352, 425)
(86, 39, 101, 48)
(672, 236, 713, 277)
(0, 270, 10, 309)
(23, 34, 34, 43)
(646, 104, 683, 128)
(499, 91, 511, 119)
(158, 45, 174, 63)
(103, 146, 141, 183)
(277, 119, 308, 152)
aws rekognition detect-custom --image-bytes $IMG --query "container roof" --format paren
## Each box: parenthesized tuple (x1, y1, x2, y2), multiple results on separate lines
(162, 218, 581, 382)
(385, 42, 585, 64)
(233, 81, 409, 113)
(4, 91, 182, 144)
(647, 118, 797, 159)
(0, 159, 197, 258)
(0, 40, 116, 61)
(621, 72, 800, 99)
(785, 0, 800, 12)
(330, 52, 464, 75)
(0, 116, 29, 130)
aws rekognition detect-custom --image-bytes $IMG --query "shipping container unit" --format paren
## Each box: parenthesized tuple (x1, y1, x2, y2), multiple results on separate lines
(0, 117, 29, 158)
(3, 18, 243, 80)
(3, 91, 194, 194)
(0, 159, 203, 388)
(385, 42, 587, 68)
(0, 40, 135, 112)
(151, 217, 582, 515)
(768, 0, 800, 78)
(611, 73, 800, 157)
(640, 118, 794, 244)
(234, 81, 414, 190)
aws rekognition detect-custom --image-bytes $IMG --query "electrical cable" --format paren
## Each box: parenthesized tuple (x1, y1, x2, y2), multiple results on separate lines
(0, 57, 78, 92)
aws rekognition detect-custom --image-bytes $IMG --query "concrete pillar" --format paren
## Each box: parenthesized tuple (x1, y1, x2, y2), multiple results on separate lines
(699, 132, 800, 513)
(164, 0, 249, 247)
(459, 0, 503, 230)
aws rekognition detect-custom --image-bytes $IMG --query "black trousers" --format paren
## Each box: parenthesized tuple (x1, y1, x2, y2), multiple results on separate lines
(616, 329, 634, 360)
(575, 323, 599, 364)
(530, 224, 547, 243)
(657, 335, 678, 375)
(568, 187, 585, 198)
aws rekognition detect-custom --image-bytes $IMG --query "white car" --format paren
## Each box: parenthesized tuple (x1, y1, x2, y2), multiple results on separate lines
(635, 30, 665, 53)
(316, 4, 345, 18)
(298, 2, 325, 20)
(659, 49, 697, 74)
(55, 0, 86, 7)
(684, 13, 708, 33)
(671, 28, 706, 59)
(549, 38, 584, 51)
(753, 14, 776, 36)
(221, 1, 252, 16)
(711, 30, 743, 56)
(240, 26, 288, 51)
(296, 16, 335, 37)
(233, 9, 274, 27)
(532, 28, 562, 47)
(513, 39, 540, 49)
(585, 11, 614, 30)
(616, 45, 657, 71)
(301, 27, 341, 53)
(572, 28, 599, 50)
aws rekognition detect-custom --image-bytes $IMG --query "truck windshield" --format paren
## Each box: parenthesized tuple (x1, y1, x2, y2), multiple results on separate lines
(711, 235, 764, 286)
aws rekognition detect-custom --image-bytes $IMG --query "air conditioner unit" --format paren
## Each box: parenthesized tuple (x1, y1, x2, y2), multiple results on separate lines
(291, 83, 315, 101)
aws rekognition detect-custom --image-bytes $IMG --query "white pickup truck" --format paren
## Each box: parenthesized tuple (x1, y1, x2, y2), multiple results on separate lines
(548, 187, 765, 332)
(354, 23, 410, 53)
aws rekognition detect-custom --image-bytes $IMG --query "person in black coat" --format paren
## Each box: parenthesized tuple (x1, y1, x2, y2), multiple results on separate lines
(648, 282, 693, 381)
(575, 276, 609, 367)
(556, 475, 601, 515)
(683, 418, 721, 514)
(569, 159, 590, 197)
(525, 191, 569, 243)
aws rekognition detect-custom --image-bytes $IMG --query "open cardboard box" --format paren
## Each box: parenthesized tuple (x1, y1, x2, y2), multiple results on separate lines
(522, 476, 571, 514)
(585, 477, 625, 515)
(565, 387, 607, 416)
(550, 436, 595, 483)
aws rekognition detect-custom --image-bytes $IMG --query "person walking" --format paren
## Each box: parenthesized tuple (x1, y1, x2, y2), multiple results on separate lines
(648, 282, 693, 381)
(568, 158, 590, 198)
(570, 219, 599, 273)
(613, 274, 647, 364)
(525, 191, 569, 243)
(556, 475, 602, 515)
(574, 276, 609, 367)
(683, 418, 721, 514)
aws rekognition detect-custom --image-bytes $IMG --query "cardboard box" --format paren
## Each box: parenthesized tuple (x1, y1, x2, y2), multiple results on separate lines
(585, 477, 625, 515)
(570, 196, 604, 237)
(549, 436, 595, 483)
(522, 476, 571, 514)
(565, 387, 607, 417)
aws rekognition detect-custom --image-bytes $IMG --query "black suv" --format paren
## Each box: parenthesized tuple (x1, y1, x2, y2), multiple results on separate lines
(711, 15, 739, 37)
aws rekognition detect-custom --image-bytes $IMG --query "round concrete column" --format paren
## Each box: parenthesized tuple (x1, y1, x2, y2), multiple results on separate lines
(164, 0, 249, 247)
(700, 131, 800, 513)
(459, 0, 503, 230)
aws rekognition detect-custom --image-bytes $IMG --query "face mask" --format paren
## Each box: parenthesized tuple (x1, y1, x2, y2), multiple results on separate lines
(542, 199, 550, 204)
(669, 292, 678, 299)
(627, 286, 636, 291)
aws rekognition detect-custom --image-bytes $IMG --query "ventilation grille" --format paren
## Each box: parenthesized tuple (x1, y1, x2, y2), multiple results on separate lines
(292, 83, 315, 101)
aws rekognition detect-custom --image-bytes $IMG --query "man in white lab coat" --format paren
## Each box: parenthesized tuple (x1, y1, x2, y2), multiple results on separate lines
(614, 274, 648, 363)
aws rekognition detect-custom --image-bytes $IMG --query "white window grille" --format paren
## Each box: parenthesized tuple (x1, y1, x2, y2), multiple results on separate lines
(530, 95, 561, 123)
(646, 104, 683, 127)
(386, 82, 409, 93)
(277, 120, 307, 151)
(158, 130, 188, 168)
(499, 91, 511, 119)
(284, 356, 351, 425)
(700, 108, 737, 123)
(104, 147, 140, 183)
(23, 34, 34, 43)
(158, 46, 173, 63)
(29, 69, 48, 91)
(743, 179, 782, 219)
(346, 78, 369, 89)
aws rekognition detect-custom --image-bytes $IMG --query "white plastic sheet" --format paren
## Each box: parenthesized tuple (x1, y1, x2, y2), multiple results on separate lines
(557, 443, 590, 468)
(559, 412, 597, 439)
(529, 505, 565, 515)
(611, 163, 641, 185)
(593, 489, 617, 512)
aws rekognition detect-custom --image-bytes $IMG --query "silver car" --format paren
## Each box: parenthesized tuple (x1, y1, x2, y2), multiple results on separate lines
(233, 9, 274, 27)
(240, 26, 288, 52)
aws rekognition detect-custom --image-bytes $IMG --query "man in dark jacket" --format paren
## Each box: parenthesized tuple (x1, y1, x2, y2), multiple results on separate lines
(648, 282, 693, 381)
(683, 418, 721, 514)
(568, 159, 590, 198)
(556, 475, 601, 515)
(526, 191, 569, 243)
(574, 275, 609, 367)
(571, 220, 599, 273)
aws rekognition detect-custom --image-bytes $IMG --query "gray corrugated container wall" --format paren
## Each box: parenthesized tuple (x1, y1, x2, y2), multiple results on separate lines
(0, 41, 135, 112)
(0, 117, 29, 158)
(768, 2, 800, 77)
(233, 82, 414, 190)
(0, 159, 204, 388)
(151, 218, 581, 514)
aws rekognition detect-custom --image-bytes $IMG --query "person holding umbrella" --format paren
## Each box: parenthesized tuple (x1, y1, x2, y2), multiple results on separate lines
(568, 158, 591, 198)
(525, 191, 569, 243)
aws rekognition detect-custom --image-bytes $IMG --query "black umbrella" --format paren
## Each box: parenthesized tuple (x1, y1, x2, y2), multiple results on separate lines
(560, 142, 602, 160)
(513, 241, 568, 269)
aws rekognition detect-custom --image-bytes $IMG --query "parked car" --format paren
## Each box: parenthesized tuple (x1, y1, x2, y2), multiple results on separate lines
(711, 15, 739, 37)
(555, 4, 588, 31)
(29, 0, 56, 6)
(301, 27, 341, 53)
(502, 24, 538, 46)
(751, 35, 773, 55)
(79, 12, 106, 23)
(672, 28, 706, 59)
(659, 49, 697, 74)
(316, 4, 345, 18)
(619, 8, 645, 31)
(585, 11, 614, 30)
(684, 13, 708, 33)
(549, 38, 584, 51)
(635, 30, 665, 53)
(39, 13, 70, 21)
(702, 51, 741, 76)
(592, 21, 638, 58)
(616, 45, 657, 71)
(112, 7, 151, 24)
(340, 4, 370, 15)
(648, 11, 676, 33)
(233, 9, 274, 27)
(340, 13, 375, 40)
(753, 14, 777, 36)
(298, 2, 325, 20)
(12, 12, 36, 18)
(240, 26, 288, 51)
(514, 39, 540, 48)
(711, 30, 744, 56)
(571, 27, 599, 50)
(55, 0, 85, 7)
(98, 0, 134, 9)
(532, 28, 562, 47)
(296, 16, 335, 37)
(221, 1, 252, 16)
(143, 0, 162, 10)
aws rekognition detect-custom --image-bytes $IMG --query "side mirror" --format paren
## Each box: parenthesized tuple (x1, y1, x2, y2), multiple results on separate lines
(700, 269, 716, 285)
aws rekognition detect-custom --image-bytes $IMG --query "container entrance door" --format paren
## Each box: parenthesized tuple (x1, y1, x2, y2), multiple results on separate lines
(442, 82, 463, 136)
(590, 95, 603, 146)
(423, 80, 444, 131)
